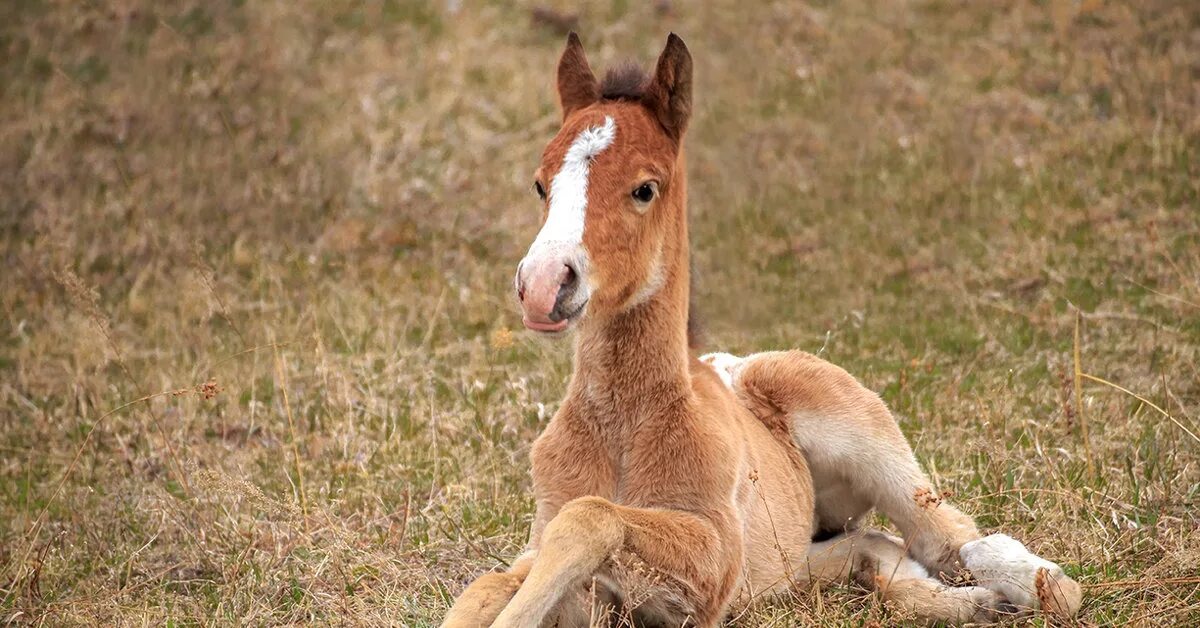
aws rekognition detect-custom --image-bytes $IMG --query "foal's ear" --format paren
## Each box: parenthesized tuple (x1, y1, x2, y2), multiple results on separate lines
(557, 32, 599, 120)
(646, 33, 693, 141)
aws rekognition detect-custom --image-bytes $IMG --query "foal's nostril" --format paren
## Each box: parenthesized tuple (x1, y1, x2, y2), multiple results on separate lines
(561, 263, 578, 288)
(548, 263, 581, 323)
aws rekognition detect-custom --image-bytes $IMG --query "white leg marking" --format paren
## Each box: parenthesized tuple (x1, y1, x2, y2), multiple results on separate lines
(960, 533, 1066, 609)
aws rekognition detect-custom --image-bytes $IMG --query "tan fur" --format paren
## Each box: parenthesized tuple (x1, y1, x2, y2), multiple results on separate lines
(727, 350, 983, 576)
(443, 33, 1082, 627)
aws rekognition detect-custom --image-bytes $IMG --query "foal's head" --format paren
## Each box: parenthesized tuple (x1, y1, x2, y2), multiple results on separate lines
(516, 33, 693, 334)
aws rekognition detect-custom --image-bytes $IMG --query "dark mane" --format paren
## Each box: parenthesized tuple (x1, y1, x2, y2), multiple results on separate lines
(600, 62, 649, 101)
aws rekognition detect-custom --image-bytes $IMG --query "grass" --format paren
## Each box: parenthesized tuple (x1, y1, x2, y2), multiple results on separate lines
(2, 0, 1198, 625)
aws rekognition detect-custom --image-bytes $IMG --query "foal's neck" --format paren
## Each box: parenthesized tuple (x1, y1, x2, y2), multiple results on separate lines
(570, 194, 692, 430)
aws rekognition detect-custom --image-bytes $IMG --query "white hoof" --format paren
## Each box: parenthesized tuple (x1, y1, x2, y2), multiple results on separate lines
(960, 533, 1082, 617)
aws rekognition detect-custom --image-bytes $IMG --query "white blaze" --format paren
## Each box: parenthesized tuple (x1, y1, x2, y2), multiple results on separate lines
(529, 116, 617, 252)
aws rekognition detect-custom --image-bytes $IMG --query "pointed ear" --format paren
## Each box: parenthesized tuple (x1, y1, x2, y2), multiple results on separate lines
(645, 33, 692, 142)
(557, 32, 599, 120)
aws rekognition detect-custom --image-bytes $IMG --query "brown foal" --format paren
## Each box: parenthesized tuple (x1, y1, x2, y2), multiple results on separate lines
(442, 33, 1083, 627)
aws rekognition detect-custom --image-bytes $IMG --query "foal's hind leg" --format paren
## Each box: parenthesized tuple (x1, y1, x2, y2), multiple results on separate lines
(703, 351, 1083, 618)
(703, 352, 979, 571)
(801, 530, 1011, 624)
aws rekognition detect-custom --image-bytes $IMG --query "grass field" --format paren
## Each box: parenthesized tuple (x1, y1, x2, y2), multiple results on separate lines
(2, 0, 1199, 625)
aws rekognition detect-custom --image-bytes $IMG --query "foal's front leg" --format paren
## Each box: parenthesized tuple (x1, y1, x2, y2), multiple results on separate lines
(442, 555, 534, 628)
(490, 496, 733, 628)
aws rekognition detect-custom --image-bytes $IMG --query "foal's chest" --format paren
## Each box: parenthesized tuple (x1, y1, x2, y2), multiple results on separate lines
(529, 411, 732, 514)
(529, 421, 620, 509)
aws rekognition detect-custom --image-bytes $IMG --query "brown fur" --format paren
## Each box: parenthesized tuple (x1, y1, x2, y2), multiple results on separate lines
(442, 33, 1082, 627)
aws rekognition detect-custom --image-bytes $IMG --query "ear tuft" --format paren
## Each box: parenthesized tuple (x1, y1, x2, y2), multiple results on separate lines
(557, 32, 599, 120)
(645, 33, 693, 141)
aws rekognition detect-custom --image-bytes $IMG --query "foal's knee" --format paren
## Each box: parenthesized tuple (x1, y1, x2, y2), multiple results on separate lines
(542, 496, 625, 556)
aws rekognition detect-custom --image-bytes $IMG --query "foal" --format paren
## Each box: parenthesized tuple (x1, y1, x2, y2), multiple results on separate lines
(443, 33, 1082, 627)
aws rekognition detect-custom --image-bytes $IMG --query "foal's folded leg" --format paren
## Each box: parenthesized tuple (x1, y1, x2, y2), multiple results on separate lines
(489, 496, 733, 628)
(703, 351, 979, 572)
(801, 529, 1011, 624)
(704, 350, 1083, 618)
(442, 554, 534, 628)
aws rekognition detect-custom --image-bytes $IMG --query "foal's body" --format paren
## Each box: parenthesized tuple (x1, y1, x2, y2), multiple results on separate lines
(525, 335, 816, 625)
(443, 33, 1082, 627)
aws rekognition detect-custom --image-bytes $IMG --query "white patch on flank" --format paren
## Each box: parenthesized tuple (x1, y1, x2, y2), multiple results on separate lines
(530, 116, 617, 251)
(700, 352, 743, 389)
(960, 533, 1065, 609)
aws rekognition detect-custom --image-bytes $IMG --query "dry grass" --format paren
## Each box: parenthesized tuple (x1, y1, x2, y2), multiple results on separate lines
(2, 0, 1198, 625)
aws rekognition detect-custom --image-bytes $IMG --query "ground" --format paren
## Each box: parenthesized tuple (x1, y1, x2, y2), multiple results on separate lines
(2, 0, 1199, 625)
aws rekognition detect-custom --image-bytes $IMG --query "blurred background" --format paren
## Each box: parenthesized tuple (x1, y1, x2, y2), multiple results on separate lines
(2, 0, 1198, 624)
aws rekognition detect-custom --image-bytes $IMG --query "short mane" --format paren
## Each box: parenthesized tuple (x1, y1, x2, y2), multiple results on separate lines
(600, 62, 649, 101)
(600, 62, 700, 348)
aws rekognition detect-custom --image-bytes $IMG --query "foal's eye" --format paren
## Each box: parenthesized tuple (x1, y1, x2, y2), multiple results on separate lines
(533, 181, 547, 200)
(632, 183, 656, 204)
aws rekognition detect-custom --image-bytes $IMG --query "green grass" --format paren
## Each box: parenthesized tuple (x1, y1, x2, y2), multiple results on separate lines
(2, 0, 1199, 625)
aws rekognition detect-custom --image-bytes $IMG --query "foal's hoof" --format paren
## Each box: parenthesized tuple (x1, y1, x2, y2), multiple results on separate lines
(960, 534, 1083, 618)
(967, 588, 1021, 623)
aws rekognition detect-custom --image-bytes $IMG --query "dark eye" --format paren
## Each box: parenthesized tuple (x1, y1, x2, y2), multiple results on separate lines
(534, 181, 547, 200)
(632, 183, 655, 203)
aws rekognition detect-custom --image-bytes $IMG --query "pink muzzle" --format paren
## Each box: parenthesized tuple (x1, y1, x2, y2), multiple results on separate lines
(516, 256, 578, 332)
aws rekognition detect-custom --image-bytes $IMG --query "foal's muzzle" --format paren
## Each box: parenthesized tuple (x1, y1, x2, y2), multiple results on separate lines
(516, 251, 585, 333)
